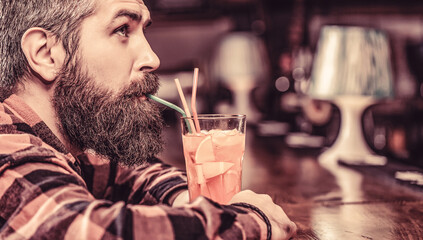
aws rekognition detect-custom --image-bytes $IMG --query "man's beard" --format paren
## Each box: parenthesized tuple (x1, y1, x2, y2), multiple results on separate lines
(53, 61, 164, 167)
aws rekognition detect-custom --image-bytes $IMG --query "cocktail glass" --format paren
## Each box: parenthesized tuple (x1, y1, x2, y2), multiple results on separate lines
(181, 114, 246, 204)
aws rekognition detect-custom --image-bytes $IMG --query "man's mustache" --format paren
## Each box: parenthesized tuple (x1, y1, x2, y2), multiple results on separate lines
(120, 72, 160, 99)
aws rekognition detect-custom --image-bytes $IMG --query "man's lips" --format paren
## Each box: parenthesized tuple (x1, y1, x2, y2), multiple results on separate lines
(120, 77, 159, 100)
(122, 91, 152, 100)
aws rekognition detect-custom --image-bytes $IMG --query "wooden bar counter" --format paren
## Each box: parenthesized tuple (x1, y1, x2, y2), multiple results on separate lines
(161, 126, 423, 240)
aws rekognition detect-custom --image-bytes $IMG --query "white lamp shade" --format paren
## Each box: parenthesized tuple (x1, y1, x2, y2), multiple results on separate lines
(211, 32, 270, 86)
(308, 26, 394, 99)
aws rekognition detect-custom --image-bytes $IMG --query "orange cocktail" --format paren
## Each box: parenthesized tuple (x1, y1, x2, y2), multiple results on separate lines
(181, 114, 246, 204)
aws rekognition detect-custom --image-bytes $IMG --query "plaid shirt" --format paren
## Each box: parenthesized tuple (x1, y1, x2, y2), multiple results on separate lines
(0, 95, 267, 239)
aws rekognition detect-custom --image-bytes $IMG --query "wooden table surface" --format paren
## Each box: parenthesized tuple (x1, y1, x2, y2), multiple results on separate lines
(160, 125, 423, 240)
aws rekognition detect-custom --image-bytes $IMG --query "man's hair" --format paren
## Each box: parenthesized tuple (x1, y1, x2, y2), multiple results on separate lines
(0, 0, 95, 100)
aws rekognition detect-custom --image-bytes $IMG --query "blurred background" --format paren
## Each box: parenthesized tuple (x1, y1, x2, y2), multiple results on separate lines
(143, 0, 423, 169)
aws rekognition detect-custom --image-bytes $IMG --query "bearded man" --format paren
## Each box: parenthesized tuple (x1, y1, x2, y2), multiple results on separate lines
(0, 0, 296, 239)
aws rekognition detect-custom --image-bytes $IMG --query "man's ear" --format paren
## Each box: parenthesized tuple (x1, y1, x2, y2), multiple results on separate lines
(21, 27, 65, 83)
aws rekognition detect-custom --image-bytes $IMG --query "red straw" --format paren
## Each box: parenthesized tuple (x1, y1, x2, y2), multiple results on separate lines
(174, 78, 196, 133)
(191, 68, 201, 133)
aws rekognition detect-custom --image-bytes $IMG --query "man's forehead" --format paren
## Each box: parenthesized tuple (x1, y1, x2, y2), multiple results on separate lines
(92, 0, 149, 16)
(94, 0, 145, 6)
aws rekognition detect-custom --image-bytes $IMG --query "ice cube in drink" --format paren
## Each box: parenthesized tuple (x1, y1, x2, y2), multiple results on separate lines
(182, 129, 245, 204)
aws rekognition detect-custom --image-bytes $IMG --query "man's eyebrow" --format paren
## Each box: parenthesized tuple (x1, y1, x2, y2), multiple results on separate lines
(110, 9, 152, 28)
(113, 9, 143, 22)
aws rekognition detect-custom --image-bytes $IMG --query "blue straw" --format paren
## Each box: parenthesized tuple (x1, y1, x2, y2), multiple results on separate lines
(147, 94, 192, 133)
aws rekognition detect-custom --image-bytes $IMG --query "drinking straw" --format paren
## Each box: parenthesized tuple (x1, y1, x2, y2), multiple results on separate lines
(174, 78, 197, 133)
(146, 94, 193, 133)
(191, 68, 201, 133)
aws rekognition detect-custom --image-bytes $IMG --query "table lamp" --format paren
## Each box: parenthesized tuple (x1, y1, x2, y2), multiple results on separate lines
(307, 25, 394, 165)
(210, 32, 270, 124)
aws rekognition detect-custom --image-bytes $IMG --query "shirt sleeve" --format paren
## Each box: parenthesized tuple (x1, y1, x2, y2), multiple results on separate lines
(77, 153, 188, 206)
(0, 149, 268, 239)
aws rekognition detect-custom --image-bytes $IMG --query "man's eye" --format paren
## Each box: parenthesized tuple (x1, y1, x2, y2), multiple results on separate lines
(114, 24, 129, 37)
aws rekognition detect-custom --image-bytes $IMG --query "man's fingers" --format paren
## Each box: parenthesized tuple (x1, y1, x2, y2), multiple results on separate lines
(229, 190, 297, 239)
(271, 219, 297, 240)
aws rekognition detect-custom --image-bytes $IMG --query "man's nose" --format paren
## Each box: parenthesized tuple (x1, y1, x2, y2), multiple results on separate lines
(133, 35, 160, 72)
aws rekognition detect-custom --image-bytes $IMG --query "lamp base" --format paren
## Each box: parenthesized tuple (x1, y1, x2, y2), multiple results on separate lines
(319, 146, 387, 166)
(318, 96, 387, 166)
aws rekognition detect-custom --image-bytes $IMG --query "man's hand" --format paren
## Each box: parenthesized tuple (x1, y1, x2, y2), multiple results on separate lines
(230, 190, 297, 240)
(171, 190, 190, 207)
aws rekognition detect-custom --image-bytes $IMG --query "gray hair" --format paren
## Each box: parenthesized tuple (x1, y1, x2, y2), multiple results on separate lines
(0, 0, 95, 100)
